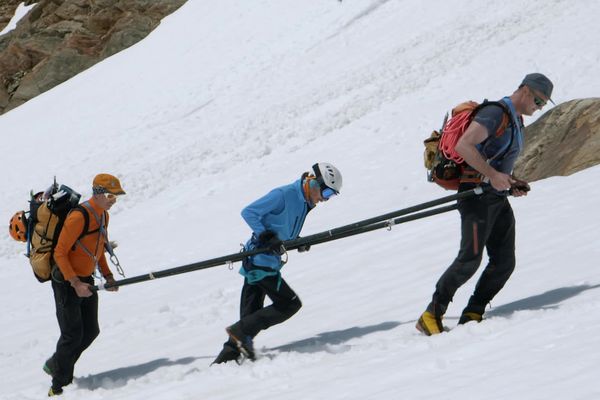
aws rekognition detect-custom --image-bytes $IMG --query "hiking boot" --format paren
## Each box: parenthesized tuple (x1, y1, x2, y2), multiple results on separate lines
(416, 310, 445, 336)
(226, 324, 255, 361)
(43, 363, 53, 376)
(48, 386, 63, 396)
(458, 311, 483, 325)
(43, 358, 56, 377)
(211, 342, 242, 365)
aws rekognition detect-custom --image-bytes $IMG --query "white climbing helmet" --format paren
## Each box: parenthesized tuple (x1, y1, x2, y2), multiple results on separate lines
(312, 162, 343, 193)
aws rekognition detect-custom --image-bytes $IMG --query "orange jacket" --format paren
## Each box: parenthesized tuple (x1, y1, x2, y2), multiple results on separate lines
(54, 197, 112, 281)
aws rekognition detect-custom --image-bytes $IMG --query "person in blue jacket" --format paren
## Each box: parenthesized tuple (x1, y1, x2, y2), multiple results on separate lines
(212, 162, 343, 364)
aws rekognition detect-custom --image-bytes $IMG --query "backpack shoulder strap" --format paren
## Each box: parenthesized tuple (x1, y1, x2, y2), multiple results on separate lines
(69, 205, 91, 241)
(475, 100, 519, 162)
(77, 202, 107, 238)
(472, 100, 514, 136)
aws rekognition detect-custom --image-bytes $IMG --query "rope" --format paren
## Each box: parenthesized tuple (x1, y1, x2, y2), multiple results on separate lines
(438, 109, 473, 164)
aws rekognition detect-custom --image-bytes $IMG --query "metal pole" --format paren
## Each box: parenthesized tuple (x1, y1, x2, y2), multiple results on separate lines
(97, 189, 480, 290)
(278, 187, 481, 249)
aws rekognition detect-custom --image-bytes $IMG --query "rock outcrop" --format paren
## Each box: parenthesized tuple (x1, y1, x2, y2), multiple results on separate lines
(514, 98, 600, 182)
(0, 0, 187, 114)
(0, 1, 25, 32)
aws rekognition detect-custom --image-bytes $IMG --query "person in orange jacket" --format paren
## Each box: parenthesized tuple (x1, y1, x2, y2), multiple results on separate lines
(44, 173, 125, 397)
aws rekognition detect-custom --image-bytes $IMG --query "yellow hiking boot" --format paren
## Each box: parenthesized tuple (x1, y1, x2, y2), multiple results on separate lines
(48, 386, 63, 396)
(458, 311, 483, 325)
(416, 310, 444, 336)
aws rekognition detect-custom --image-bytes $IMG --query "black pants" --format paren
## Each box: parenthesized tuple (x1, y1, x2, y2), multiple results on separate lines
(427, 190, 516, 316)
(48, 275, 99, 388)
(223, 269, 302, 353)
(237, 273, 302, 337)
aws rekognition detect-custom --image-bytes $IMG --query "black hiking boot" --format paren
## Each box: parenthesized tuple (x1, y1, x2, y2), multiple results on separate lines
(226, 324, 255, 361)
(211, 341, 242, 365)
(43, 358, 56, 377)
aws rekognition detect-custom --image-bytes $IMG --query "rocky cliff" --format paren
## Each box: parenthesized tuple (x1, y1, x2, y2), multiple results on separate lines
(515, 98, 600, 182)
(0, 1, 25, 32)
(0, 0, 186, 114)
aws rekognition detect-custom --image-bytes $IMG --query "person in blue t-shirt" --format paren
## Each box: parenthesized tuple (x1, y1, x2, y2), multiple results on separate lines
(212, 163, 343, 364)
(416, 73, 554, 336)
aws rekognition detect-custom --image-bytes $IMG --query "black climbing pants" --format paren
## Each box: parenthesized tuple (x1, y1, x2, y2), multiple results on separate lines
(428, 189, 516, 316)
(237, 270, 302, 337)
(48, 275, 99, 388)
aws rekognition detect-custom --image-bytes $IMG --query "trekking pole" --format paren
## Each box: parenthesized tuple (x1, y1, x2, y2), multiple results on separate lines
(96, 188, 482, 291)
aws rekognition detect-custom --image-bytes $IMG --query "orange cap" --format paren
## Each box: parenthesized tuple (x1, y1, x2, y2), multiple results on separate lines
(93, 173, 126, 195)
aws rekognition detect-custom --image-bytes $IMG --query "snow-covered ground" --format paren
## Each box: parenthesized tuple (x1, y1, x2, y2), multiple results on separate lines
(1, 1, 599, 399)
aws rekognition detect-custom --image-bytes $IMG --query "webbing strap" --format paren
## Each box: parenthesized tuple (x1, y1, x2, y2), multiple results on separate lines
(76, 202, 107, 273)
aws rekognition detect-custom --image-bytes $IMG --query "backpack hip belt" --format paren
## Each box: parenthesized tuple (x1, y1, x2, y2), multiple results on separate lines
(459, 167, 483, 184)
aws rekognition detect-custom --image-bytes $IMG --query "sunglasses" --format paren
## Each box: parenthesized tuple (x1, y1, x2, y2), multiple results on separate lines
(321, 187, 337, 201)
(531, 89, 547, 107)
(103, 193, 119, 200)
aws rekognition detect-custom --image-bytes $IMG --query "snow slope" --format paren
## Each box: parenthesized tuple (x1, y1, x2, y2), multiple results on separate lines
(1, 1, 599, 399)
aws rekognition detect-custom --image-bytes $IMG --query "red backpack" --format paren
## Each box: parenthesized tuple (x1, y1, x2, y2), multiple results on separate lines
(423, 100, 512, 190)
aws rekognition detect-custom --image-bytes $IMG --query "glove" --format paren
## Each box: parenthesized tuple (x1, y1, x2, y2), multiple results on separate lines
(297, 244, 311, 253)
(509, 176, 531, 195)
(296, 237, 311, 253)
(258, 230, 283, 254)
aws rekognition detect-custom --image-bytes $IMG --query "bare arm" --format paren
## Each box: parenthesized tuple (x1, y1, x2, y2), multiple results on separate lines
(455, 121, 514, 191)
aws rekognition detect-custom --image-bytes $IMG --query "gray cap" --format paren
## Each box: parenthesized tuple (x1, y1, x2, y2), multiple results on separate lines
(521, 73, 554, 104)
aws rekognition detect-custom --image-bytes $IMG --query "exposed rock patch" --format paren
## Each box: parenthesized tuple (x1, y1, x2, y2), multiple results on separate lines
(0, 0, 186, 114)
(515, 98, 600, 181)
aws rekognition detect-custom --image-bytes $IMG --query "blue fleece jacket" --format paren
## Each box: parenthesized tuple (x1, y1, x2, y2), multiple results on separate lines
(241, 179, 311, 272)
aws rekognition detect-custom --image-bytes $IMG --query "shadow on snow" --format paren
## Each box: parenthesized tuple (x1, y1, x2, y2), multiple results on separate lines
(270, 284, 600, 354)
(75, 284, 600, 389)
(74, 322, 410, 389)
(75, 356, 211, 390)
(487, 283, 600, 318)
(269, 320, 408, 354)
